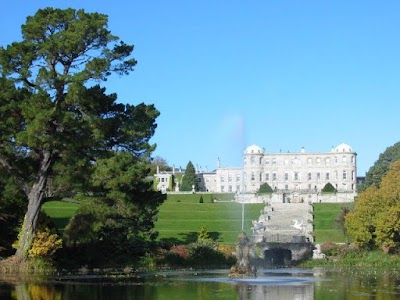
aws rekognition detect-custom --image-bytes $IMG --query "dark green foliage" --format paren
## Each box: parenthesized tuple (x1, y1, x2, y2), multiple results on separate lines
(63, 152, 166, 263)
(359, 141, 400, 192)
(187, 245, 235, 267)
(258, 182, 273, 194)
(199, 195, 204, 203)
(180, 161, 198, 191)
(321, 182, 337, 194)
(0, 171, 27, 255)
(0, 7, 162, 259)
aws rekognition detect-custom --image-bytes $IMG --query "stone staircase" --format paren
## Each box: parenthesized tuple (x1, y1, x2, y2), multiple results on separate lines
(252, 202, 313, 243)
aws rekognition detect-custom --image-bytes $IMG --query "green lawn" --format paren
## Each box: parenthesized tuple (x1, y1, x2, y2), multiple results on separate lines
(42, 195, 355, 244)
(155, 194, 264, 244)
(312, 202, 354, 243)
(42, 201, 79, 235)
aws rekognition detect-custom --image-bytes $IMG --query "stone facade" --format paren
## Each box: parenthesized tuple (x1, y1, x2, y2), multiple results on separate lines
(154, 143, 357, 200)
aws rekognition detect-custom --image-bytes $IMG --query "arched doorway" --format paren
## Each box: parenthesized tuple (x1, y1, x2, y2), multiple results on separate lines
(264, 248, 292, 267)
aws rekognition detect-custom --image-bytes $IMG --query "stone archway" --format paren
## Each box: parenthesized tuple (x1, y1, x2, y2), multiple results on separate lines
(264, 248, 292, 267)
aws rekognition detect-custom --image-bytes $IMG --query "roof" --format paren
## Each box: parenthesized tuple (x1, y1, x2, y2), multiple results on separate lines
(244, 144, 264, 154)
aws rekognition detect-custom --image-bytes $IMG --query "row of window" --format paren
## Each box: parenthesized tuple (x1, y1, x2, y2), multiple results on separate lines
(220, 183, 355, 192)
(245, 155, 355, 166)
(220, 170, 355, 182)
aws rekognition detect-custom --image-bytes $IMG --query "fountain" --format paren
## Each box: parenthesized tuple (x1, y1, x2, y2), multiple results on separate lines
(229, 232, 257, 278)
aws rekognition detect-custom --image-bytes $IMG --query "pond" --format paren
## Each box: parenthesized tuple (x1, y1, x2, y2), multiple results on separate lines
(1, 268, 400, 299)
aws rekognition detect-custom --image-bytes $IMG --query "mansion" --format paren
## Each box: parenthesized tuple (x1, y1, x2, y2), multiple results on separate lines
(155, 143, 357, 198)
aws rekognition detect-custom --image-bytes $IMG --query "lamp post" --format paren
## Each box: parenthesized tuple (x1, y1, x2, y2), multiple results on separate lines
(241, 200, 244, 231)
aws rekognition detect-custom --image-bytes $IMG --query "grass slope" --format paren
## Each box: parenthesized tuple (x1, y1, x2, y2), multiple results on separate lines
(312, 202, 354, 243)
(42, 201, 79, 235)
(42, 196, 354, 244)
(155, 194, 264, 244)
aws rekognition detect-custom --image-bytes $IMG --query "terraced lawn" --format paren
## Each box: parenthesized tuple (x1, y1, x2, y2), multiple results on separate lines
(155, 195, 265, 244)
(42, 195, 354, 244)
(312, 202, 354, 243)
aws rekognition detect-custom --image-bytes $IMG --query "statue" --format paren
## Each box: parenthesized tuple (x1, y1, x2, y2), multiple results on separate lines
(229, 232, 256, 278)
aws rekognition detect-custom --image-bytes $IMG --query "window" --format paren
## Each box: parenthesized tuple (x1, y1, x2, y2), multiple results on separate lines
(294, 172, 299, 181)
(259, 157, 263, 165)
(221, 186, 225, 192)
(260, 173, 263, 181)
(228, 174, 232, 182)
(272, 158, 277, 164)
(236, 185, 240, 192)
(236, 174, 240, 182)
(221, 176, 225, 182)
(352, 171, 355, 180)
(272, 172, 277, 181)
(316, 157, 321, 164)
(265, 159, 270, 165)
(307, 158, 312, 164)
(251, 172, 255, 181)
(335, 171, 338, 179)
(284, 158, 289, 165)
(308, 173, 312, 180)
(342, 156, 347, 162)
(250, 156, 255, 164)
(285, 184, 288, 190)
(308, 184, 312, 190)
(335, 156, 338, 163)
(325, 158, 330, 164)
(265, 173, 269, 181)
(161, 178, 165, 182)
(351, 156, 355, 163)
(284, 173, 288, 181)
(317, 172, 320, 180)
(228, 185, 232, 192)
(326, 173, 330, 180)
(198, 177, 202, 182)
(343, 170, 347, 180)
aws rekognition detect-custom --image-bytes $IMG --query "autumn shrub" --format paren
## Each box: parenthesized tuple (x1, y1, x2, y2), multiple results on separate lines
(28, 230, 62, 258)
(170, 244, 189, 259)
(217, 243, 235, 259)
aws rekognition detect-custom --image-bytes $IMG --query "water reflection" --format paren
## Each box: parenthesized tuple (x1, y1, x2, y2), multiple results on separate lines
(1, 268, 400, 299)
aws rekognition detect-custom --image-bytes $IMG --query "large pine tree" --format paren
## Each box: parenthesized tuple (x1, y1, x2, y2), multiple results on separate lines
(0, 8, 163, 259)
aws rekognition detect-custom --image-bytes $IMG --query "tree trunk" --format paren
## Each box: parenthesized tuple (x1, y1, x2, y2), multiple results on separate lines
(15, 151, 52, 259)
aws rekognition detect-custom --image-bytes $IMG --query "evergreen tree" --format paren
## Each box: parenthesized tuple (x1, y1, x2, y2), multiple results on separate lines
(359, 141, 400, 192)
(180, 161, 198, 191)
(0, 8, 161, 259)
(321, 182, 337, 194)
(258, 183, 273, 194)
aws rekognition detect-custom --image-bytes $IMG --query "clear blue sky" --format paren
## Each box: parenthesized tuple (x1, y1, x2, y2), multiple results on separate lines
(1, 1, 399, 175)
